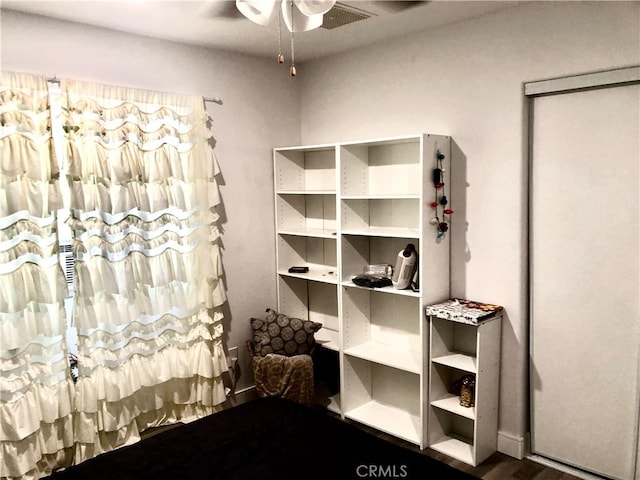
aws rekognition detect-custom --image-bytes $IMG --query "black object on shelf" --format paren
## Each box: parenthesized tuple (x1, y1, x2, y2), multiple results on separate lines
(288, 266, 309, 273)
(352, 274, 393, 288)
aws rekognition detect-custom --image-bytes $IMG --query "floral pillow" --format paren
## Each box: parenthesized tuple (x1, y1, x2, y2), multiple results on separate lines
(250, 308, 322, 357)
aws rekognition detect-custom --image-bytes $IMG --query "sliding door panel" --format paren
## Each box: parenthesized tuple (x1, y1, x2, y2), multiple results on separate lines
(530, 84, 639, 480)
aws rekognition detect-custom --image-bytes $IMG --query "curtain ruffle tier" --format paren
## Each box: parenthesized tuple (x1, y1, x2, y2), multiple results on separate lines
(67, 140, 212, 183)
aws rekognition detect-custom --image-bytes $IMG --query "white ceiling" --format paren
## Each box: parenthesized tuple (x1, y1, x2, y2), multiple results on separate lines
(0, 0, 524, 62)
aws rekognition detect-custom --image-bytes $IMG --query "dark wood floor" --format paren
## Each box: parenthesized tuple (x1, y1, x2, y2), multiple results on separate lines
(142, 399, 585, 480)
(412, 446, 581, 480)
(430, 450, 583, 480)
(336, 416, 584, 480)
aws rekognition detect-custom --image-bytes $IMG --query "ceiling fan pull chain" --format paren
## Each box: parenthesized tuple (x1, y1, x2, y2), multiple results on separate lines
(290, 31, 296, 76)
(277, 9, 284, 64)
(289, 1, 297, 76)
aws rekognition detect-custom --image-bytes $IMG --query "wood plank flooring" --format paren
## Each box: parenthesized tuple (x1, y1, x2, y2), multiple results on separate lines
(141, 399, 586, 480)
(425, 450, 582, 480)
(337, 416, 584, 480)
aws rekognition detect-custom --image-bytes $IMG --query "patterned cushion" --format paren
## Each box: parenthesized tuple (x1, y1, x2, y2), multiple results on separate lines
(250, 308, 322, 357)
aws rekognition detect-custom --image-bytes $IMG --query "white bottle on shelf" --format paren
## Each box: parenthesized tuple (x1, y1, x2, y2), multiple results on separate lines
(392, 243, 417, 290)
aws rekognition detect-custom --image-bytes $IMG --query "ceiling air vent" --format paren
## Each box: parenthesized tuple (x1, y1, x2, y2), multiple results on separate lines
(321, 3, 373, 30)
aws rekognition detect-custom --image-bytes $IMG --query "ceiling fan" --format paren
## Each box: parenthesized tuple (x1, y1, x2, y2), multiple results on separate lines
(206, 1, 427, 77)
(236, 0, 337, 32)
(231, 0, 337, 76)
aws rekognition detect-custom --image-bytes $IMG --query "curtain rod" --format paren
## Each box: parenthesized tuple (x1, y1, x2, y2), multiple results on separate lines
(47, 76, 223, 105)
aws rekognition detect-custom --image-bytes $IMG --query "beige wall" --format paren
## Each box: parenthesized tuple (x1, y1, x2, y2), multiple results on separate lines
(0, 9, 301, 394)
(299, 1, 640, 456)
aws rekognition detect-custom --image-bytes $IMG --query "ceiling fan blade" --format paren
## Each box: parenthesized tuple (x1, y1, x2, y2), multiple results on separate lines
(295, 0, 336, 16)
(282, 0, 323, 32)
(199, 1, 245, 20)
(236, 0, 278, 25)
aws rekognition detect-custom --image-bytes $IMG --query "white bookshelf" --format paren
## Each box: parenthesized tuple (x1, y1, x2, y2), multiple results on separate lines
(342, 357, 422, 445)
(344, 342, 421, 374)
(427, 312, 502, 466)
(346, 400, 421, 445)
(274, 144, 341, 412)
(273, 134, 451, 447)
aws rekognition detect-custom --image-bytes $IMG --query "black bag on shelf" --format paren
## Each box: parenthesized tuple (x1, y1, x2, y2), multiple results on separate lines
(351, 274, 392, 288)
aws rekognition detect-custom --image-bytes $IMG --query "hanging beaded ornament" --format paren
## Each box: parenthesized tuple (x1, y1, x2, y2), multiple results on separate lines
(430, 150, 453, 238)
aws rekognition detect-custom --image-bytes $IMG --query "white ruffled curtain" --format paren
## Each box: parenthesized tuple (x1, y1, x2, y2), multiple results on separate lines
(64, 79, 228, 461)
(0, 72, 75, 479)
(0, 73, 228, 479)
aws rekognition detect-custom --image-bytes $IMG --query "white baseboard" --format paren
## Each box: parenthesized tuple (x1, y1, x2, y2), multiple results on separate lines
(497, 431, 525, 460)
(222, 385, 257, 408)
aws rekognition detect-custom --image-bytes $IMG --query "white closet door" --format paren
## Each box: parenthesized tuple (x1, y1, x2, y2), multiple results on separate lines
(530, 84, 639, 480)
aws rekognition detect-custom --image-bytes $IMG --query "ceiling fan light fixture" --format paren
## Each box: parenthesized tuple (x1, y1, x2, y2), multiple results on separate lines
(281, 0, 323, 32)
(294, 0, 336, 16)
(236, 0, 277, 26)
